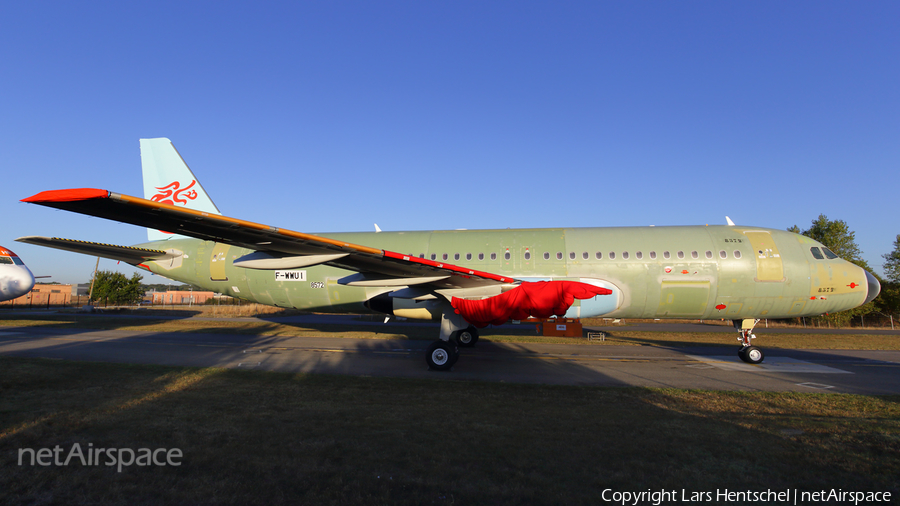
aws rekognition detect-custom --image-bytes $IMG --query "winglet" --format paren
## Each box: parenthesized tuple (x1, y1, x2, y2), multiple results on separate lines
(725, 216, 735, 226)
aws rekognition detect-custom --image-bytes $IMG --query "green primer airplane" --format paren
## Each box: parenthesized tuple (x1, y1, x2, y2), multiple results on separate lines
(18, 139, 881, 370)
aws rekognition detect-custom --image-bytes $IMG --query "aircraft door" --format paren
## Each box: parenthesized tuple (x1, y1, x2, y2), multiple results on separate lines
(741, 231, 784, 282)
(210, 243, 230, 281)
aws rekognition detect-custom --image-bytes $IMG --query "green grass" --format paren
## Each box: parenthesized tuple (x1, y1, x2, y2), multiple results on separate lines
(1, 357, 898, 505)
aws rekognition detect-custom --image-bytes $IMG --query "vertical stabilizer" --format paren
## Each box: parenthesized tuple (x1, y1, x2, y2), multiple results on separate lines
(140, 138, 221, 241)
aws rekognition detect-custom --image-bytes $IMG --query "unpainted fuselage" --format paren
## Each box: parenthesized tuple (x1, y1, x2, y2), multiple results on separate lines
(135, 225, 873, 321)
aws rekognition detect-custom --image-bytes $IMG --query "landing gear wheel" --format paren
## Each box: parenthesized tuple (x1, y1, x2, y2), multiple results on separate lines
(455, 326, 479, 348)
(738, 346, 764, 364)
(426, 340, 459, 371)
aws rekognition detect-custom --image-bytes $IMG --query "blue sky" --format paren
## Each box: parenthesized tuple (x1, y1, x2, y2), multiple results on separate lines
(2, 1, 897, 284)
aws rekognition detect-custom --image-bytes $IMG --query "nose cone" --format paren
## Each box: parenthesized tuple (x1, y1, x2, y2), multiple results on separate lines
(863, 270, 881, 305)
(0, 265, 36, 301)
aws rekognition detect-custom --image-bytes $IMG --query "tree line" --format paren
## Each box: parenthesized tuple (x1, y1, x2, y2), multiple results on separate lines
(87, 273, 203, 306)
(790, 214, 899, 326)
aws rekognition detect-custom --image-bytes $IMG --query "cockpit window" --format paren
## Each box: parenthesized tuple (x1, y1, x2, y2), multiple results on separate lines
(12, 257, 23, 265)
(0, 257, 13, 265)
(810, 247, 824, 260)
(822, 247, 839, 260)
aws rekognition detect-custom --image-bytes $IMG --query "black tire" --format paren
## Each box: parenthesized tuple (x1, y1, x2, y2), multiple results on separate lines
(426, 340, 458, 371)
(455, 326, 479, 347)
(738, 346, 764, 364)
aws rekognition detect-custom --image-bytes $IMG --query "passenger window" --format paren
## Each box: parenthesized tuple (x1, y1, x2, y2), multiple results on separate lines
(504, 252, 510, 260)
(556, 252, 563, 260)
(582, 252, 589, 260)
(442, 253, 448, 261)
(466, 253, 472, 261)
(649, 251, 657, 259)
(705, 251, 712, 259)
(691, 251, 698, 259)
(491, 253, 497, 260)
(570, 252, 576, 260)
(734, 250, 742, 259)
(543, 252, 550, 260)
(609, 252, 616, 259)
(478, 253, 484, 260)
(524, 251, 531, 260)
(431, 253, 437, 260)
(595, 252, 602, 259)
(419, 254, 425, 259)
(636, 251, 643, 259)
(719, 250, 726, 259)
(454, 253, 460, 260)
(822, 247, 839, 259)
(622, 251, 629, 259)
(663, 251, 670, 259)
(677, 251, 685, 259)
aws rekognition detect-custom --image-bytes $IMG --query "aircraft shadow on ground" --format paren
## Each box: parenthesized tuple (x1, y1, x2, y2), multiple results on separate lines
(0, 314, 638, 387)
(4, 314, 899, 393)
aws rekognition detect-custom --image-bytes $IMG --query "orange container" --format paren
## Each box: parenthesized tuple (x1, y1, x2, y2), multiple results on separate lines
(540, 319, 583, 337)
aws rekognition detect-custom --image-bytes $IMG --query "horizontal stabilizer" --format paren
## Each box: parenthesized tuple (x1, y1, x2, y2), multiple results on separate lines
(15, 236, 179, 265)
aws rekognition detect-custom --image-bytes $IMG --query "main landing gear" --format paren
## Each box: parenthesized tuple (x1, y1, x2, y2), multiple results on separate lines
(426, 340, 459, 371)
(455, 326, 479, 347)
(734, 319, 765, 364)
(425, 325, 479, 370)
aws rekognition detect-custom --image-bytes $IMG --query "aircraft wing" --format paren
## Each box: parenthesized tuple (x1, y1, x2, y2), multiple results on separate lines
(16, 236, 181, 265)
(21, 189, 518, 291)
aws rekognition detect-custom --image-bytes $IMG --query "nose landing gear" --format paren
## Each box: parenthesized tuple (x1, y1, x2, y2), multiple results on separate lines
(734, 319, 765, 364)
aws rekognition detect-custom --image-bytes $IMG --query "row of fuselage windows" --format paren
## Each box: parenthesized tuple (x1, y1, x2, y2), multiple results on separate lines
(405, 246, 839, 263)
(411, 250, 745, 262)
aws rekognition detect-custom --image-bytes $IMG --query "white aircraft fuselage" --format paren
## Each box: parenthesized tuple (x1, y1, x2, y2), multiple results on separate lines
(0, 247, 35, 302)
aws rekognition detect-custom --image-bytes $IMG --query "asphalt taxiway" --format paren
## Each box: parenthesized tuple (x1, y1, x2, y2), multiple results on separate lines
(1, 322, 899, 394)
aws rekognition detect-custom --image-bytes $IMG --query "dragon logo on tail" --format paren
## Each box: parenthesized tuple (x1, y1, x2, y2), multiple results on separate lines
(151, 180, 198, 206)
(150, 180, 199, 235)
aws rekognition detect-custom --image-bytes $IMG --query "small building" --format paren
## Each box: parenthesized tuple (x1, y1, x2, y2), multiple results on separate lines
(1, 284, 72, 306)
(150, 290, 218, 305)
